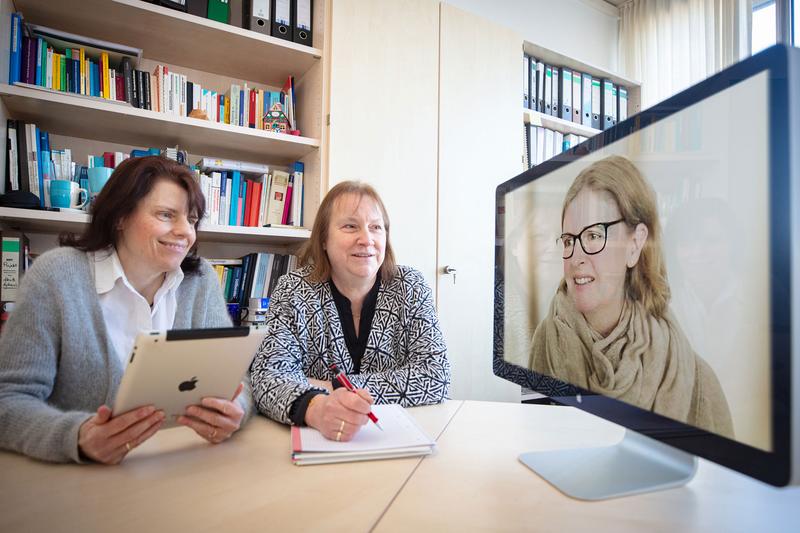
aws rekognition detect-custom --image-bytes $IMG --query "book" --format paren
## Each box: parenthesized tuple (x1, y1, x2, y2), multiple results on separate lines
(265, 169, 289, 225)
(1, 231, 29, 303)
(199, 157, 269, 175)
(291, 404, 436, 466)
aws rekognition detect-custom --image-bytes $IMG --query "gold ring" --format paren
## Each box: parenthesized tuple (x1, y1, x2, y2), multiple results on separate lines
(125, 442, 132, 452)
(210, 429, 218, 439)
(335, 431, 342, 442)
(338, 420, 345, 432)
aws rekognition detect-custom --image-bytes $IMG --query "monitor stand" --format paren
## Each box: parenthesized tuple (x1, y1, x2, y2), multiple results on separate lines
(518, 429, 698, 500)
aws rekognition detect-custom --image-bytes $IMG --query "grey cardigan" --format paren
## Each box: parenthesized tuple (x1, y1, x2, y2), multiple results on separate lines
(0, 247, 252, 463)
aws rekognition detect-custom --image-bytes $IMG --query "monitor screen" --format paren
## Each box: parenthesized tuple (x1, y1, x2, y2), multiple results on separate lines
(494, 45, 797, 489)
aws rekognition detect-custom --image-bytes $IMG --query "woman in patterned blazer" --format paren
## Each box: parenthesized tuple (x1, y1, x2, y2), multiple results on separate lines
(250, 181, 450, 442)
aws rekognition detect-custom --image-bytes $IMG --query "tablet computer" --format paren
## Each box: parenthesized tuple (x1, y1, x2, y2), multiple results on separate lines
(112, 326, 267, 427)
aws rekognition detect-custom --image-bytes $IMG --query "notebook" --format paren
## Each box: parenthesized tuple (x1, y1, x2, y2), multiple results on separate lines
(291, 403, 436, 465)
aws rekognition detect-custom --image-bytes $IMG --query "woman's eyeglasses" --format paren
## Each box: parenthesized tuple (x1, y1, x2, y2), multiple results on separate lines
(557, 219, 625, 259)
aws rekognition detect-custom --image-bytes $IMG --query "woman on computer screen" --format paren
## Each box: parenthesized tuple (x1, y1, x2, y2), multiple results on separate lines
(0, 156, 251, 464)
(528, 155, 734, 438)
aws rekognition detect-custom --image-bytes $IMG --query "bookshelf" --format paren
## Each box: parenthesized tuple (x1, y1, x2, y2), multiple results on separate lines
(522, 40, 642, 164)
(0, 0, 328, 252)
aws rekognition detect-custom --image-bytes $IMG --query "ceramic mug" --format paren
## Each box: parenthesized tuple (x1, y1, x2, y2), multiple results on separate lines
(87, 167, 114, 200)
(49, 180, 88, 209)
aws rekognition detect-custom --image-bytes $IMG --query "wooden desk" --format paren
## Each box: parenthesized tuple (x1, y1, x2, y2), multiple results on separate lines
(3, 400, 798, 532)
(373, 401, 800, 532)
(0, 401, 462, 533)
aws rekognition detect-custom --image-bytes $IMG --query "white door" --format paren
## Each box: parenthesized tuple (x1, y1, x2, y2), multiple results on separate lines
(436, 4, 522, 401)
(327, 0, 440, 285)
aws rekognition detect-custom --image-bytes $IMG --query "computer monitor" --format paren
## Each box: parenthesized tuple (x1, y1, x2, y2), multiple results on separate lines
(493, 44, 800, 500)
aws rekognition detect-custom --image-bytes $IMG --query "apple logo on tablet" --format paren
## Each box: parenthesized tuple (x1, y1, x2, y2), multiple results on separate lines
(179, 377, 198, 392)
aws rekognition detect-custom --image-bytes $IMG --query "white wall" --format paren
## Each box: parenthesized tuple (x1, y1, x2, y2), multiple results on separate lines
(444, 0, 619, 73)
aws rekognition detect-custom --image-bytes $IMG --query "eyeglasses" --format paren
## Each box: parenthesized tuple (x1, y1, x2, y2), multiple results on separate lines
(557, 219, 625, 259)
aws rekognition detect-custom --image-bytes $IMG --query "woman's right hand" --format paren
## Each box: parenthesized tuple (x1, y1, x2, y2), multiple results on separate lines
(78, 405, 165, 465)
(304, 387, 374, 442)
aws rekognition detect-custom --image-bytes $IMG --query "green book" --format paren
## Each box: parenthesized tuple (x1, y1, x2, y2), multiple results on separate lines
(207, 0, 230, 23)
(60, 55, 66, 92)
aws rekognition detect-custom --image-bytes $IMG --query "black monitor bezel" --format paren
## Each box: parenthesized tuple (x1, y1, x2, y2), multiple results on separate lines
(494, 44, 792, 486)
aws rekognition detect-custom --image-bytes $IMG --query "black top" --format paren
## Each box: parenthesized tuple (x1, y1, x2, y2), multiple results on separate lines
(288, 277, 381, 425)
(328, 277, 381, 374)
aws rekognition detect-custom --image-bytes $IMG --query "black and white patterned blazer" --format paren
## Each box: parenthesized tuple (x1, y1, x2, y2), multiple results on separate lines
(250, 265, 451, 425)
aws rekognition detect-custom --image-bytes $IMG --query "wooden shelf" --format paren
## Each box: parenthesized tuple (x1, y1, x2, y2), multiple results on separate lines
(0, 208, 311, 245)
(12, 0, 322, 87)
(0, 83, 320, 165)
(523, 108, 600, 137)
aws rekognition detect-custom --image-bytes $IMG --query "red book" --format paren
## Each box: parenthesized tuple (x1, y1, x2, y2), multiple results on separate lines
(282, 179, 293, 225)
(249, 89, 256, 128)
(102, 152, 114, 168)
(250, 179, 262, 227)
(115, 75, 125, 101)
(244, 178, 254, 226)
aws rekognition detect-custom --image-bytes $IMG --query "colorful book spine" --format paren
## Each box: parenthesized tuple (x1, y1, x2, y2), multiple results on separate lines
(228, 171, 241, 226)
(8, 13, 22, 84)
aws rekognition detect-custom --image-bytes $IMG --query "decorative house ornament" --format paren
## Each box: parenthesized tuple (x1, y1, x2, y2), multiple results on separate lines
(263, 102, 290, 133)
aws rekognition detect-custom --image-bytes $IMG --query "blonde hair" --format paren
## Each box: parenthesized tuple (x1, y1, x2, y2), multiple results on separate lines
(299, 181, 398, 283)
(561, 155, 670, 317)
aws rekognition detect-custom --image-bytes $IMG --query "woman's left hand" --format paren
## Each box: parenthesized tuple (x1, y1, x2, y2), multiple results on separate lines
(178, 382, 245, 444)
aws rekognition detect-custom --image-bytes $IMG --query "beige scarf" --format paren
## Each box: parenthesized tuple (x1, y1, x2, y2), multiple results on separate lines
(529, 288, 734, 438)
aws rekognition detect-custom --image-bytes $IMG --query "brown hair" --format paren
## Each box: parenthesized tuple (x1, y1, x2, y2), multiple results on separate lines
(560, 155, 670, 317)
(59, 156, 205, 274)
(299, 181, 398, 283)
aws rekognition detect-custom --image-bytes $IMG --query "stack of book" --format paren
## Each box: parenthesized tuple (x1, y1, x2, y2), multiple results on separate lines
(7, 13, 300, 134)
(9, 14, 142, 104)
(209, 253, 297, 308)
(195, 158, 305, 228)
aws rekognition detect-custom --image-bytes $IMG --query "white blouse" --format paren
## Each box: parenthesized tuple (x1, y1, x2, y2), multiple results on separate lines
(91, 248, 183, 367)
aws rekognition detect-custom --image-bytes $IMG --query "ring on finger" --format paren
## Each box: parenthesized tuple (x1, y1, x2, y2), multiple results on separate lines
(125, 441, 132, 452)
(335, 430, 342, 442)
(210, 428, 218, 439)
(338, 420, 345, 432)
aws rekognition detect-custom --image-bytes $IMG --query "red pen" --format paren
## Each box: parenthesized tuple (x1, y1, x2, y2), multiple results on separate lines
(329, 364, 383, 431)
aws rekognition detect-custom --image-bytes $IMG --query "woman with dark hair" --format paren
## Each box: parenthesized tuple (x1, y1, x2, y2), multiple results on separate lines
(250, 181, 450, 442)
(0, 156, 251, 464)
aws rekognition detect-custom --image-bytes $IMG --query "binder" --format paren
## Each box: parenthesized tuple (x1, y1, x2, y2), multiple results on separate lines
(524, 124, 531, 169)
(581, 73, 592, 127)
(559, 67, 572, 120)
(572, 70, 582, 124)
(535, 125, 545, 164)
(544, 128, 554, 160)
(207, 0, 230, 24)
(536, 62, 545, 113)
(292, 0, 313, 46)
(543, 65, 552, 116)
(601, 79, 614, 129)
(187, 0, 208, 18)
(271, 0, 292, 41)
(618, 86, 629, 122)
(554, 131, 564, 155)
(611, 84, 618, 126)
(551, 67, 559, 117)
(245, 0, 270, 35)
(523, 55, 530, 109)
(529, 57, 538, 112)
(590, 78, 601, 129)
(157, 0, 188, 12)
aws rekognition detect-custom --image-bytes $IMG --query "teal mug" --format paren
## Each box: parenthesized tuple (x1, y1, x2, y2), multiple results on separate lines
(87, 167, 114, 200)
(49, 180, 88, 209)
